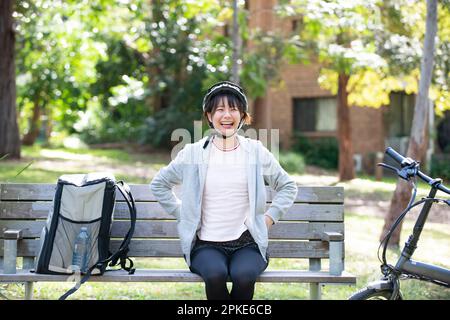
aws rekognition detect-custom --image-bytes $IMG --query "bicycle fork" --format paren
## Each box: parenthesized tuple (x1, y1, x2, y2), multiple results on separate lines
(365, 272, 402, 300)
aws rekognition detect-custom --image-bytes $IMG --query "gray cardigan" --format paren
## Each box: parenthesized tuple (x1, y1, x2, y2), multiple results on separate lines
(150, 135, 298, 266)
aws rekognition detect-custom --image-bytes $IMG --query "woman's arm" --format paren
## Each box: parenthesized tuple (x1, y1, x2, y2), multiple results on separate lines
(149, 146, 188, 221)
(259, 143, 298, 224)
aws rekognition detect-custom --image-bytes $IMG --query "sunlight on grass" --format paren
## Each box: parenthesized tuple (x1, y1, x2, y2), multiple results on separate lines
(39, 149, 96, 161)
(28, 146, 132, 163)
(337, 177, 432, 201)
(339, 178, 396, 193)
(0, 145, 169, 183)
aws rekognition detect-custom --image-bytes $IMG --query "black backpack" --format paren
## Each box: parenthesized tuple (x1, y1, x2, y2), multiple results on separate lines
(34, 173, 136, 299)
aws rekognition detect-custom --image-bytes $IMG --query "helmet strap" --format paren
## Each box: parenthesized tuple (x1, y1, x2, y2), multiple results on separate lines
(203, 118, 244, 149)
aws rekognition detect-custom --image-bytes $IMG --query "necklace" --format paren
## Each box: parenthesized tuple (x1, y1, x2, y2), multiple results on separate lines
(212, 136, 240, 152)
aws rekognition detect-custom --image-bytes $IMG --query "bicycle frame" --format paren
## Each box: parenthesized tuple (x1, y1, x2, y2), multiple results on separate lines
(394, 186, 450, 286)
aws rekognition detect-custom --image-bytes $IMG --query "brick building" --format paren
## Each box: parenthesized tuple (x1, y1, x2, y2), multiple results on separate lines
(245, 0, 418, 173)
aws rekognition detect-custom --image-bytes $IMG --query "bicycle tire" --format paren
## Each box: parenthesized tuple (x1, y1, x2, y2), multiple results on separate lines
(349, 287, 402, 300)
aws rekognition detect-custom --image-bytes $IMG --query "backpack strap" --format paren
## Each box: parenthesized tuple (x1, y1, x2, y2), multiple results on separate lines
(108, 181, 136, 273)
(59, 181, 137, 300)
(58, 264, 96, 300)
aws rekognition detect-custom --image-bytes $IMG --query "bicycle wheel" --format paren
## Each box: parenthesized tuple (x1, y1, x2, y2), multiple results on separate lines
(349, 287, 402, 300)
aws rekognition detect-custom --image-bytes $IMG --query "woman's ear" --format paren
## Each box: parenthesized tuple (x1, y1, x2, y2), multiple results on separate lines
(207, 112, 212, 123)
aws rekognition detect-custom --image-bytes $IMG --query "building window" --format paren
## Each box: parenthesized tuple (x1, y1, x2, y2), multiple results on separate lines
(293, 97, 337, 133)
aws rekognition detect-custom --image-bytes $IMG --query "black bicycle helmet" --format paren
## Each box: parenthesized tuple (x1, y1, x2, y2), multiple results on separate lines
(202, 81, 248, 112)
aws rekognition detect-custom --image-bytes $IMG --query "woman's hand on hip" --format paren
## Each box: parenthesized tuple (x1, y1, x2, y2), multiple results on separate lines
(264, 214, 274, 229)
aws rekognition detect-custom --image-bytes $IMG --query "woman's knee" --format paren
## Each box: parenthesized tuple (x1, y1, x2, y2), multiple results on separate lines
(203, 269, 228, 286)
(230, 269, 258, 286)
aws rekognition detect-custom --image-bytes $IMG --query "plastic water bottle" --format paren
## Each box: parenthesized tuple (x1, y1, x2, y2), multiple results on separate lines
(72, 227, 90, 273)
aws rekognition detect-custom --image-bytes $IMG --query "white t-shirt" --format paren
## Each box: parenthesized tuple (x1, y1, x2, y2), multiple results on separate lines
(198, 141, 249, 241)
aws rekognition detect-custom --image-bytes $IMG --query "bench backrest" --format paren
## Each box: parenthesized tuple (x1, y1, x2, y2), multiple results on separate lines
(0, 184, 344, 262)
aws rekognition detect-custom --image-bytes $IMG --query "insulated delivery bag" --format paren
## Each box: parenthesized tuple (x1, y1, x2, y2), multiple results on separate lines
(34, 172, 137, 299)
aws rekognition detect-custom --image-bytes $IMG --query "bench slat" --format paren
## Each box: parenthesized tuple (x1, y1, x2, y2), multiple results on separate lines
(0, 202, 344, 222)
(0, 269, 356, 284)
(0, 220, 344, 240)
(0, 239, 333, 258)
(1, 184, 343, 203)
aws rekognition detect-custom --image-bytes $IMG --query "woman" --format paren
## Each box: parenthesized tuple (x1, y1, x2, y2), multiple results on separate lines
(150, 81, 297, 300)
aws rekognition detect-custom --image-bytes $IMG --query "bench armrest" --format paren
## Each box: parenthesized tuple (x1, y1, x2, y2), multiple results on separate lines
(3, 229, 24, 240)
(2, 229, 24, 274)
(320, 232, 344, 276)
(321, 231, 344, 242)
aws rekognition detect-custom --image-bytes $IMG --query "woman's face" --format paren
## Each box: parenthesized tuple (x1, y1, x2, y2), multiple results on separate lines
(207, 96, 242, 137)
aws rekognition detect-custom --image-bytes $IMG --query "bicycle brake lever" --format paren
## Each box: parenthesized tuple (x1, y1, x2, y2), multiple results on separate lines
(378, 163, 411, 181)
(378, 163, 401, 174)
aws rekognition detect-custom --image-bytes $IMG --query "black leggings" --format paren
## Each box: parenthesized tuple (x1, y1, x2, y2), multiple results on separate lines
(189, 244, 268, 300)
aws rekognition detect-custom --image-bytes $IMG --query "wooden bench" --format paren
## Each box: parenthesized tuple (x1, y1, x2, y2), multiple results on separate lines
(0, 183, 356, 300)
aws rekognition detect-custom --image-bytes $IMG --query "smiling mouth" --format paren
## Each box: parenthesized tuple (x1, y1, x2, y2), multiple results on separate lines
(221, 122, 234, 129)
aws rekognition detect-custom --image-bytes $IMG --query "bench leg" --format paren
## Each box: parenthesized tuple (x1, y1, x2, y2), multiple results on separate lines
(309, 258, 322, 300)
(25, 282, 34, 300)
(309, 283, 321, 300)
(23, 257, 35, 300)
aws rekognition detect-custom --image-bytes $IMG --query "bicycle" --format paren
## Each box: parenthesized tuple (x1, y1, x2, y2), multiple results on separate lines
(349, 147, 450, 300)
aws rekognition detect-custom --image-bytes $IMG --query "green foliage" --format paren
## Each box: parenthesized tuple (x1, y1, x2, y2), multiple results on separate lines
(77, 38, 149, 144)
(292, 134, 338, 169)
(11, 0, 299, 149)
(278, 151, 305, 174)
(15, 0, 108, 139)
(241, 30, 295, 98)
(85, 0, 232, 148)
(430, 154, 450, 181)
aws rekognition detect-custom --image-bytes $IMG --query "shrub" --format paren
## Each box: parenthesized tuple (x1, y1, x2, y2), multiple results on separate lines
(430, 154, 450, 181)
(292, 134, 338, 170)
(278, 151, 305, 174)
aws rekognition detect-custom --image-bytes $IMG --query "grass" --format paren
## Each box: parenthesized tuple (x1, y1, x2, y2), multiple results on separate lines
(1, 145, 449, 300)
(0, 145, 170, 184)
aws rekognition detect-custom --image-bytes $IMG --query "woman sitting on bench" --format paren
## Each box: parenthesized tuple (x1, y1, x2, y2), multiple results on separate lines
(150, 81, 297, 300)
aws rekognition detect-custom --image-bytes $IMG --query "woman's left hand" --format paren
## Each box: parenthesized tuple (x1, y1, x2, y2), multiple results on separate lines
(264, 214, 274, 229)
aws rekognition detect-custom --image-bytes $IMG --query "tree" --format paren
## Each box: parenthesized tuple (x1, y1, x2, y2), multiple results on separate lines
(279, 0, 388, 181)
(381, 0, 438, 246)
(0, 0, 21, 159)
(15, 0, 110, 146)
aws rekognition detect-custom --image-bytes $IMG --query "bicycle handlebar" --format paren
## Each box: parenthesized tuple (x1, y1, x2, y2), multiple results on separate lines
(385, 147, 450, 195)
(385, 147, 407, 166)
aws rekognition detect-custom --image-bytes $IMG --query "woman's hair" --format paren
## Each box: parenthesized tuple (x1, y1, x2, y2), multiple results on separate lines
(203, 92, 252, 128)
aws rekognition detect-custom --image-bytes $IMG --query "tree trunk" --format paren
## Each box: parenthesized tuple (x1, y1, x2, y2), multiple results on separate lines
(380, 0, 437, 246)
(22, 99, 41, 146)
(43, 109, 53, 147)
(148, 0, 164, 113)
(0, 0, 21, 159)
(337, 73, 355, 181)
(231, 0, 241, 84)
